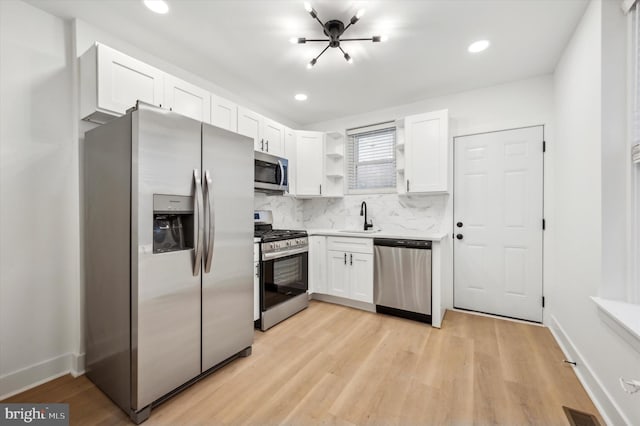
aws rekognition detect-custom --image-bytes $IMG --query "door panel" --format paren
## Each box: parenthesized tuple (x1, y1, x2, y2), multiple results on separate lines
(454, 126, 543, 322)
(349, 253, 373, 303)
(201, 124, 254, 371)
(237, 107, 261, 151)
(296, 131, 324, 196)
(328, 250, 348, 297)
(132, 105, 201, 409)
(211, 95, 238, 132)
(164, 75, 211, 123)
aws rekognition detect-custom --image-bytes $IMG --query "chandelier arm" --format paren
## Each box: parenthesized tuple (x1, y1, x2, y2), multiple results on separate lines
(340, 38, 374, 41)
(338, 45, 346, 55)
(305, 39, 330, 42)
(342, 22, 353, 34)
(314, 44, 331, 61)
(312, 15, 325, 29)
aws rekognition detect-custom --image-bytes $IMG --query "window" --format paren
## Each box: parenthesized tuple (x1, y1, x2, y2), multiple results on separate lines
(346, 123, 396, 193)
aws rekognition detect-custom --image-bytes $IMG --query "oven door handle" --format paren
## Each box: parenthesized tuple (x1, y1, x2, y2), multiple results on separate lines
(261, 246, 308, 261)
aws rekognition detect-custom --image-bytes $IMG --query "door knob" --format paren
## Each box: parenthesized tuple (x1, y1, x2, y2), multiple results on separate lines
(456, 222, 463, 228)
(456, 234, 463, 240)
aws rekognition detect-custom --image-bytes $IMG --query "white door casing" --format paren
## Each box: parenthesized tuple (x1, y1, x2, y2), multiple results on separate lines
(454, 126, 544, 322)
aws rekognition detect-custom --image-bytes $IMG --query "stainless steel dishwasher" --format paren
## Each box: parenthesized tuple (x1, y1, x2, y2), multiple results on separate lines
(373, 238, 432, 323)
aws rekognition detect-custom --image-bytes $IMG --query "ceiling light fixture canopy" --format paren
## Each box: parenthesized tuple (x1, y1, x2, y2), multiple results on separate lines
(293, 2, 385, 68)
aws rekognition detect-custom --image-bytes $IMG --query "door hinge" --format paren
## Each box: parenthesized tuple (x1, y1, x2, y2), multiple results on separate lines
(542, 296, 545, 308)
(543, 141, 546, 153)
(542, 219, 546, 230)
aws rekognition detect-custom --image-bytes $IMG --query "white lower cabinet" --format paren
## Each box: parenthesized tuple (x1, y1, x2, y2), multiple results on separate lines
(324, 237, 374, 303)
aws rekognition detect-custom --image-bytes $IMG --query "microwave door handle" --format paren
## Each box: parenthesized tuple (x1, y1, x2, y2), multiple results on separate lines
(193, 169, 204, 276)
(204, 169, 215, 273)
(277, 160, 285, 187)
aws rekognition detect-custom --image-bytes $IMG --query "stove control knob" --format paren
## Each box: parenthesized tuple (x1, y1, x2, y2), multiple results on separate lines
(269, 243, 274, 250)
(287, 241, 291, 246)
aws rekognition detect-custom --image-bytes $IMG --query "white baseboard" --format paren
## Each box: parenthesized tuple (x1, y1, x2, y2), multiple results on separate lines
(0, 352, 85, 400)
(547, 314, 628, 426)
(70, 352, 86, 377)
(310, 293, 376, 313)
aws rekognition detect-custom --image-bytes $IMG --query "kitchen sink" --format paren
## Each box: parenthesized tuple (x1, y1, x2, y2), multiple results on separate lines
(338, 229, 381, 234)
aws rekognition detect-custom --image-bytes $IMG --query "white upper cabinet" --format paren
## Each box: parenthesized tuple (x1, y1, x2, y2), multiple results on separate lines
(261, 118, 285, 157)
(164, 74, 211, 123)
(80, 43, 164, 124)
(237, 106, 262, 151)
(211, 95, 238, 132)
(284, 127, 297, 195)
(404, 110, 449, 193)
(296, 131, 325, 197)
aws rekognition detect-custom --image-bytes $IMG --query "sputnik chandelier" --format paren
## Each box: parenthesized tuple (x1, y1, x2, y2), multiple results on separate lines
(290, 2, 387, 68)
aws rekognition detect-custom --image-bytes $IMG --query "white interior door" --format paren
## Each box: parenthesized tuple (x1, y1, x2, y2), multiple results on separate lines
(454, 126, 544, 322)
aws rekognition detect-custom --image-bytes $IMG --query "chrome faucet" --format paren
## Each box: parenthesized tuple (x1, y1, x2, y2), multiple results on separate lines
(360, 201, 373, 231)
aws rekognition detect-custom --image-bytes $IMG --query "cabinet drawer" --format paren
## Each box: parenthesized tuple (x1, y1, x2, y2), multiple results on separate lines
(327, 237, 373, 254)
(254, 243, 260, 262)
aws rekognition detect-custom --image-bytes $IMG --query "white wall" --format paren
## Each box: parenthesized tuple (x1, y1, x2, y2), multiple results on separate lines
(0, 0, 79, 396)
(549, 1, 640, 424)
(302, 75, 554, 237)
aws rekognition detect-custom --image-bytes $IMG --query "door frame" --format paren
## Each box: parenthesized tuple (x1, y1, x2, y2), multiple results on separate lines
(452, 124, 546, 323)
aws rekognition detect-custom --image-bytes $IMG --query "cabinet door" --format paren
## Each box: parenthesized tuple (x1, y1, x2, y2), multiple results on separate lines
(237, 107, 262, 151)
(254, 261, 260, 321)
(404, 110, 449, 193)
(349, 253, 374, 303)
(97, 44, 164, 115)
(296, 131, 324, 196)
(284, 127, 297, 195)
(211, 94, 238, 132)
(261, 118, 284, 156)
(164, 75, 211, 123)
(327, 250, 348, 298)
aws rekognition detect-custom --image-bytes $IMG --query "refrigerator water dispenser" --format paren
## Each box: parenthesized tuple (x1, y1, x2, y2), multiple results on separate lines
(152, 194, 194, 254)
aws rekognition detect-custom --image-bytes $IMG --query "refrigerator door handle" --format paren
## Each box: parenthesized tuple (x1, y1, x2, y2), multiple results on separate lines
(204, 169, 215, 273)
(193, 169, 204, 276)
(277, 160, 285, 187)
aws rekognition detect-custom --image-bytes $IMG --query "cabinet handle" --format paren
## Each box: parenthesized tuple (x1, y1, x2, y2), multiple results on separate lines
(344, 253, 347, 265)
(261, 139, 264, 151)
(255, 263, 259, 277)
(350, 253, 353, 265)
(407, 180, 410, 192)
(319, 184, 322, 195)
(266, 140, 269, 152)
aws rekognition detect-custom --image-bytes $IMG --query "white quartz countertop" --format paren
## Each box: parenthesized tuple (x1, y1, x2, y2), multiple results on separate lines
(253, 237, 261, 244)
(307, 229, 449, 242)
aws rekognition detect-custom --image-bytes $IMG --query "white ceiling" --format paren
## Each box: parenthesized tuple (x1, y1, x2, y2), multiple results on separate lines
(28, 0, 588, 126)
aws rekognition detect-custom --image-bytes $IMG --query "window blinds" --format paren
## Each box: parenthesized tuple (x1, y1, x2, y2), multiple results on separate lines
(346, 124, 396, 191)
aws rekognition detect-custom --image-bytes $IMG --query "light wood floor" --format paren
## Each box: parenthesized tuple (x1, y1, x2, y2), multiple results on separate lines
(4, 301, 602, 425)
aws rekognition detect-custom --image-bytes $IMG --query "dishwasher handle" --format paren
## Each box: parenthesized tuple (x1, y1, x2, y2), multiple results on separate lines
(373, 238, 432, 249)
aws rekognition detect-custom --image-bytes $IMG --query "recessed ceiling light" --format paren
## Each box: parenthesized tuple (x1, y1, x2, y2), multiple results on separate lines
(294, 93, 308, 101)
(144, 0, 169, 14)
(468, 40, 490, 53)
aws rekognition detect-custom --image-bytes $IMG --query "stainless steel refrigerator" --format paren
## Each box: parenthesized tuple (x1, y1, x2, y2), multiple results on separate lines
(84, 102, 254, 423)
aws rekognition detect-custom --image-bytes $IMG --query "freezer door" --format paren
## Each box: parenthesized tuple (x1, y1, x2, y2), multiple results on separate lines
(132, 104, 202, 410)
(201, 123, 254, 371)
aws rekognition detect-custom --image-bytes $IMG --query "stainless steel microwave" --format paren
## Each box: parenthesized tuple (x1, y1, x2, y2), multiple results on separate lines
(255, 151, 288, 194)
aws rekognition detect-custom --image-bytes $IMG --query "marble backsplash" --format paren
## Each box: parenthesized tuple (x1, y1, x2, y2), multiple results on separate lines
(253, 192, 305, 229)
(254, 192, 449, 233)
(303, 194, 449, 233)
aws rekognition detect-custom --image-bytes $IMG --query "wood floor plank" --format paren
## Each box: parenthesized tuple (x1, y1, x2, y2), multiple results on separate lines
(2, 301, 603, 425)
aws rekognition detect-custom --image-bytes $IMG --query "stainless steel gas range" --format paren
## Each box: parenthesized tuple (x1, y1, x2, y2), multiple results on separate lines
(254, 211, 308, 331)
